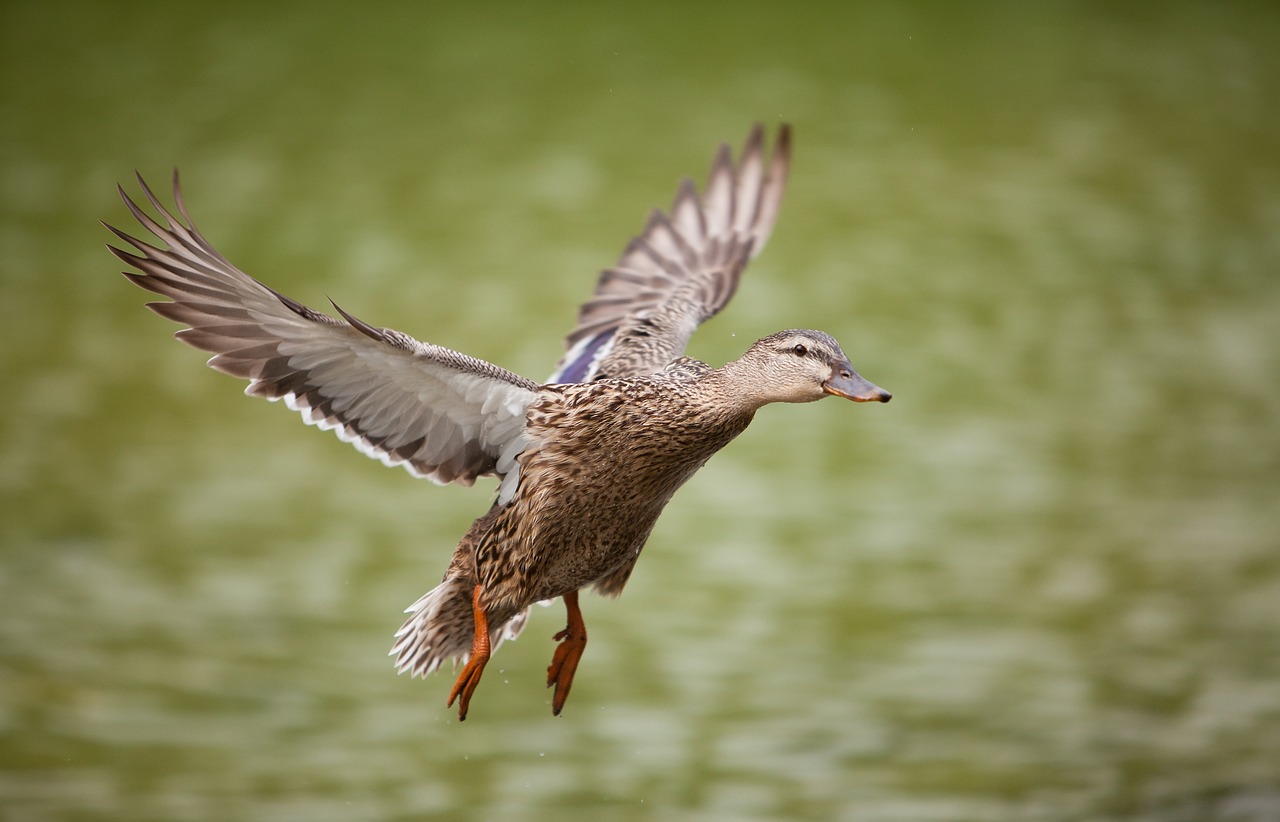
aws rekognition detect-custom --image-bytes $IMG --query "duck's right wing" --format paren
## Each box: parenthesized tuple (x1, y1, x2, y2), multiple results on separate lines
(106, 174, 540, 490)
(549, 123, 791, 383)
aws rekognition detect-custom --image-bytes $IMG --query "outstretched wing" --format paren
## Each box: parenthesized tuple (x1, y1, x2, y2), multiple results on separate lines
(105, 174, 540, 489)
(549, 123, 791, 382)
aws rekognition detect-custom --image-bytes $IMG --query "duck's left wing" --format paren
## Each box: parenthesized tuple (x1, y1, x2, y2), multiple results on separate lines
(549, 123, 791, 383)
(105, 174, 540, 489)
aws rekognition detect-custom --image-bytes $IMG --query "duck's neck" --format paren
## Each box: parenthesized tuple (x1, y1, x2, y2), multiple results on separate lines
(701, 358, 773, 418)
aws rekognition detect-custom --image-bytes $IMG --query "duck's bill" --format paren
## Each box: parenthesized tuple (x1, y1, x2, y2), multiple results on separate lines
(823, 369, 892, 403)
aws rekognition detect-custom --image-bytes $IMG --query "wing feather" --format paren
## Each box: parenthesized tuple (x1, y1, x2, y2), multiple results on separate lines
(106, 173, 541, 488)
(550, 123, 792, 382)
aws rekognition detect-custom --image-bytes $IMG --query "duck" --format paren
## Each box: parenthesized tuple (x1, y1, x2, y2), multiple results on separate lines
(105, 124, 891, 721)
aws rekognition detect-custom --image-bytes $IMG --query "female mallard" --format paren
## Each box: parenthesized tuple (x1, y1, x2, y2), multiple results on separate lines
(106, 124, 890, 720)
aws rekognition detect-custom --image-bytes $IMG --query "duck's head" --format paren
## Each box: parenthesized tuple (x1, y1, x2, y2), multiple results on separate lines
(733, 329, 891, 407)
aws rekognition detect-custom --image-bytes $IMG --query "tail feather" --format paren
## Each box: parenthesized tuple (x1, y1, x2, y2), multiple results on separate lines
(390, 576, 530, 677)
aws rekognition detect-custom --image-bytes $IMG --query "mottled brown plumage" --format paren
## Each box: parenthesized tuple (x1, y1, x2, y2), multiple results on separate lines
(105, 124, 891, 720)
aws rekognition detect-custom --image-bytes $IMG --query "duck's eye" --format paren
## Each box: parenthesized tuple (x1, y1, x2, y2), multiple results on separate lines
(792, 344, 808, 357)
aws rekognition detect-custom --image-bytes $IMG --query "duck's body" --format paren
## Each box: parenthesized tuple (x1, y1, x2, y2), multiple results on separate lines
(502, 362, 756, 607)
(428, 360, 756, 633)
(400, 361, 756, 678)
(106, 125, 890, 719)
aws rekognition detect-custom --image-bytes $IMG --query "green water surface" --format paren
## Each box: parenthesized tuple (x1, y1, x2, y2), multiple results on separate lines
(2, 3, 1279, 820)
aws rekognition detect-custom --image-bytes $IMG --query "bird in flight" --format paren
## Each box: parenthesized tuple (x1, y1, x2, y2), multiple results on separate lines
(105, 124, 891, 720)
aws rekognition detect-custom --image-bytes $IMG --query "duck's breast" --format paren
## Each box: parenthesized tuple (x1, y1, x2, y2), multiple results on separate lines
(510, 380, 752, 598)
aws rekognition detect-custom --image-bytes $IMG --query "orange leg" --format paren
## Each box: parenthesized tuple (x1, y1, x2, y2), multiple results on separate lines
(446, 584, 491, 721)
(546, 590, 588, 716)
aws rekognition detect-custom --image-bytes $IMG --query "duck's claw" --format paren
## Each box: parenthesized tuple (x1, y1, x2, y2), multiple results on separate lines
(546, 590, 588, 716)
(447, 584, 492, 721)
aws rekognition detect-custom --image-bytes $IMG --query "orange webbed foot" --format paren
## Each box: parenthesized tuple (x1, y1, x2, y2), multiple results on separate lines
(446, 584, 491, 721)
(447, 653, 489, 722)
(546, 590, 587, 716)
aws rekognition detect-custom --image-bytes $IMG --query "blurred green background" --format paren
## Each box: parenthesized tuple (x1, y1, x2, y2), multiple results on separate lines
(3, 2, 1279, 820)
